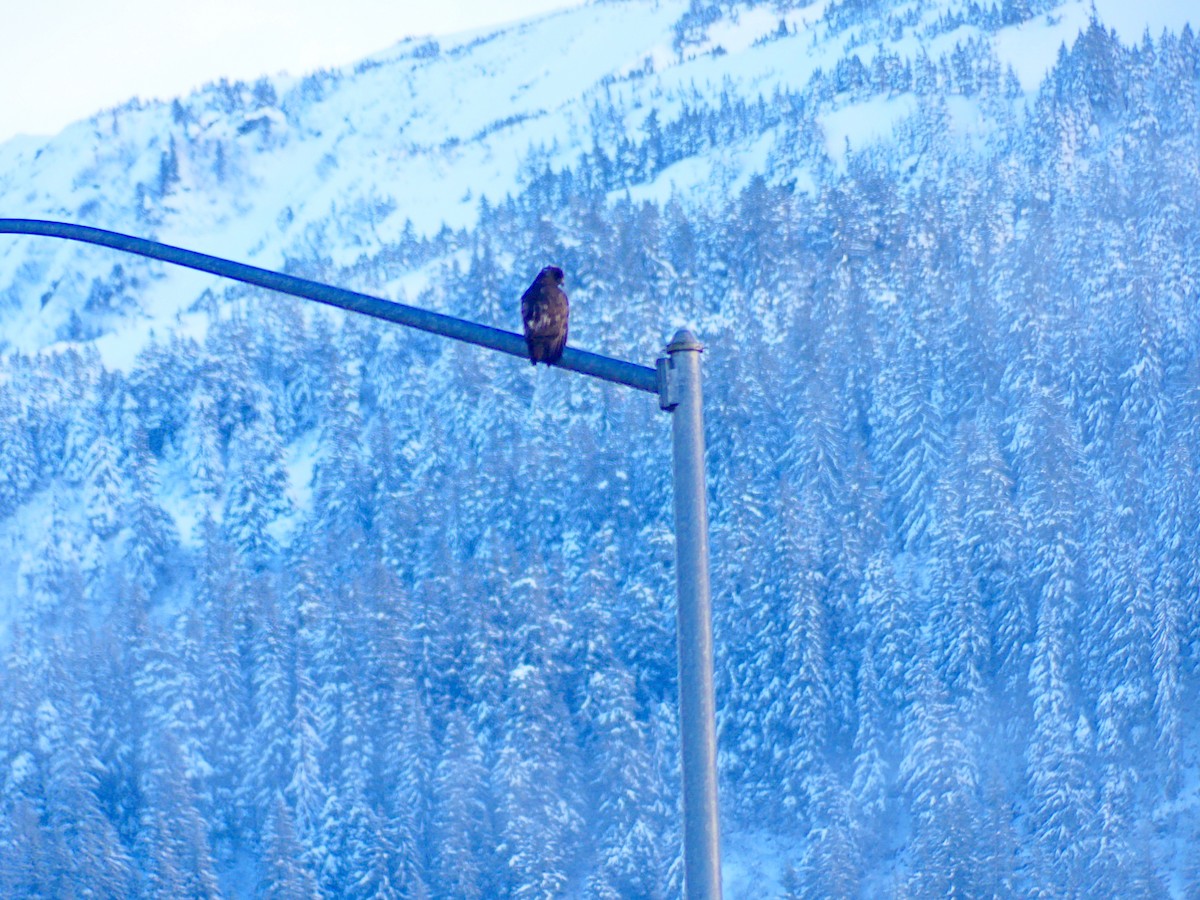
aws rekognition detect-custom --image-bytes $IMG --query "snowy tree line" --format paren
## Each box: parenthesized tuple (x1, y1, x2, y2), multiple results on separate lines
(1, 12, 1199, 899)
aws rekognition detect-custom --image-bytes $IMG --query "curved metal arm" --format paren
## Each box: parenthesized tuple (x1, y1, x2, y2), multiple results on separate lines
(0, 218, 660, 395)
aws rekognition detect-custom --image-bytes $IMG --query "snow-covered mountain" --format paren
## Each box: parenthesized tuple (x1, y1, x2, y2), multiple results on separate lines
(0, 0, 1188, 360)
(1, 0, 1198, 896)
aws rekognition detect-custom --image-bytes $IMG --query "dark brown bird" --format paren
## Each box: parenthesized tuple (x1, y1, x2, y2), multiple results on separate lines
(520, 266, 569, 365)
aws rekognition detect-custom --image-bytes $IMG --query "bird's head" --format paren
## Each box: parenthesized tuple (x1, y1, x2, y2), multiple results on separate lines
(541, 266, 565, 284)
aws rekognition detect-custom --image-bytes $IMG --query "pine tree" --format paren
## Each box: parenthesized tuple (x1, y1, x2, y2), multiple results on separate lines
(184, 383, 225, 498)
(222, 405, 291, 567)
(796, 773, 861, 899)
(583, 665, 670, 898)
(850, 642, 888, 829)
(244, 592, 293, 834)
(260, 792, 320, 899)
(286, 638, 327, 878)
(84, 434, 124, 539)
(1150, 443, 1188, 798)
(191, 515, 253, 846)
(857, 551, 916, 733)
(493, 661, 582, 899)
(777, 486, 832, 820)
(0, 389, 38, 515)
(384, 684, 435, 897)
(0, 797, 52, 898)
(900, 642, 984, 897)
(432, 712, 492, 900)
(120, 427, 179, 593)
(37, 680, 137, 898)
(136, 731, 222, 899)
(1024, 553, 1096, 896)
(310, 345, 369, 552)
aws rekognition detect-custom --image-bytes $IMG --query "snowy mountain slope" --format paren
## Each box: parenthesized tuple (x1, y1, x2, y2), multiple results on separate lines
(1, 0, 1191, 359)
(1, 0, 1199, 897)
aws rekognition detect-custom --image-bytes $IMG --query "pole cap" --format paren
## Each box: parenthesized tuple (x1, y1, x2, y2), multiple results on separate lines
(667, 329, 704, 353)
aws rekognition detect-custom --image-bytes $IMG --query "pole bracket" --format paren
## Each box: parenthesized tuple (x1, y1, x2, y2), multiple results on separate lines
(657, 356, 680, 411)
(657, 329, 704, 413)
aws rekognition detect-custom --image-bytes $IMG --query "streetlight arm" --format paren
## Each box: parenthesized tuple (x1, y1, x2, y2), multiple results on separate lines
(0, 218, 660, 395)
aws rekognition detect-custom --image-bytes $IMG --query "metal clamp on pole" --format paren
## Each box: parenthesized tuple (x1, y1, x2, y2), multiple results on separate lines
(661, 329, 722, 900)
(656, 354, 681, 411)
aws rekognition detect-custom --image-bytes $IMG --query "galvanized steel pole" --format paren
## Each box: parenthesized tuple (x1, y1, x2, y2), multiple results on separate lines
(657, 329, 722, 900)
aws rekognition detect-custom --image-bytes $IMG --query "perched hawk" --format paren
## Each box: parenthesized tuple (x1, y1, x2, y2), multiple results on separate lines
(520, 266, 569, 365)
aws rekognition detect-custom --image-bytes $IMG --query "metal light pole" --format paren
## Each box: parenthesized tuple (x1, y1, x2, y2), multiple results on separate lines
(0, 218, 723, 899)
(658, 330, 722, 900)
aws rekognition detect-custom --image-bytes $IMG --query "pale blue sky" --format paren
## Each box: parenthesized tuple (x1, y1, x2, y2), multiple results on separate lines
(0, 0, 584, 143)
